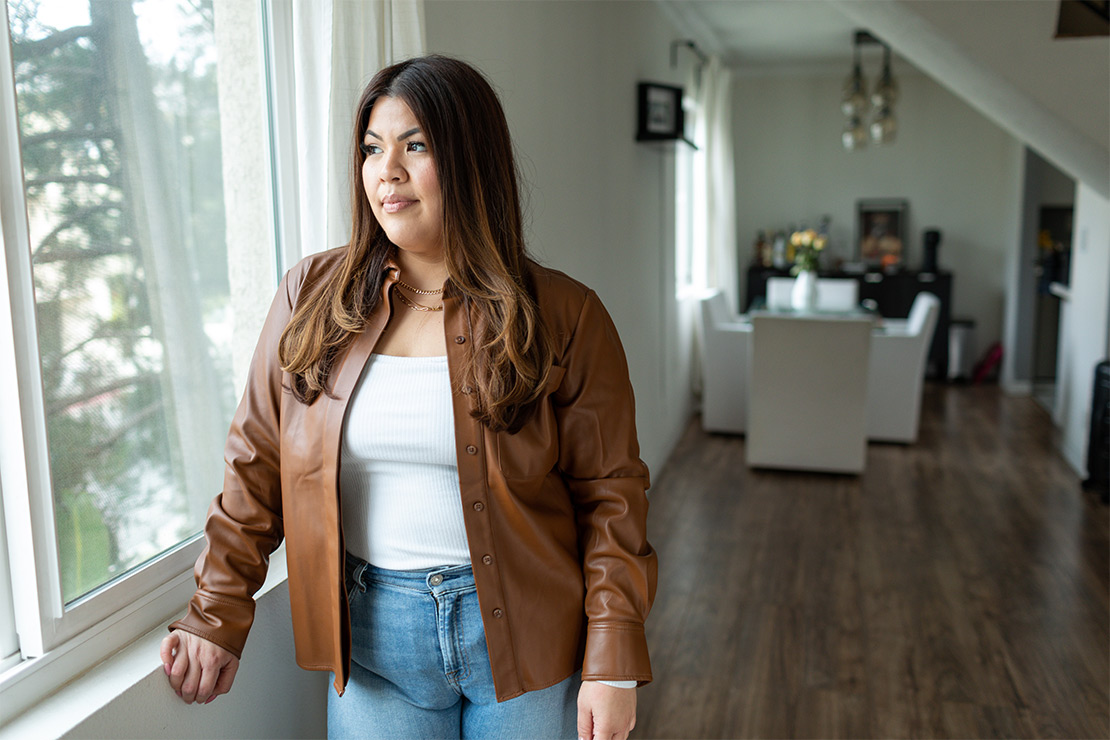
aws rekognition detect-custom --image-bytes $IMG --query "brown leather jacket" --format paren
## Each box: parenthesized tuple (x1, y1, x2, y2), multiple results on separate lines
(170, 247, 657, 701)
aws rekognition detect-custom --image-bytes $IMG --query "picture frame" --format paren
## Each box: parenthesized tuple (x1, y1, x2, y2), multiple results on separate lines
(857, 198, 908, 268)
(636, 82, 684, 142)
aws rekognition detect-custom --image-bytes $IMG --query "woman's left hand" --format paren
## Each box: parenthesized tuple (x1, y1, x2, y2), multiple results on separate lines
(577, 681, 636, 740)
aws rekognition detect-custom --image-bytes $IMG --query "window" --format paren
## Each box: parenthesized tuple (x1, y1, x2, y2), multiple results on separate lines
(0, 0, 277, 719)
(675, 80, 704, 292)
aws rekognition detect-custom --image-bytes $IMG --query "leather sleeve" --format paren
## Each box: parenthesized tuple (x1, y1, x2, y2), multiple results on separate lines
(168, 268, 299, 658)
(553, 289, 657, 684)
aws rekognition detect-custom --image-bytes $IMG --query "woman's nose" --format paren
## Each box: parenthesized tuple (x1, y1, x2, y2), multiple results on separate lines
(379, 150, 406, 182)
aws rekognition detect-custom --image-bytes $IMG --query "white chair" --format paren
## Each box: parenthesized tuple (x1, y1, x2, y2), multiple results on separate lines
(866, 292, 941, 443)
(815, 278, 859, 312)
(698, 290, 752, 434)
(765, 277, 795, 310)
(747, 314, 873, 473)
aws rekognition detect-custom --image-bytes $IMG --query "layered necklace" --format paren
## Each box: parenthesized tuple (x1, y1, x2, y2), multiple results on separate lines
(394, 276, 444, 312)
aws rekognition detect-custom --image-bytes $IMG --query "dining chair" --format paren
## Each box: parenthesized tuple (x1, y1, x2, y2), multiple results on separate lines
(765, 277, 795, 310)
(815, 278, 859, 311)
(747, 313, 873, 473)
(698, 290, 752, 433)
(866, 292, 941, 442)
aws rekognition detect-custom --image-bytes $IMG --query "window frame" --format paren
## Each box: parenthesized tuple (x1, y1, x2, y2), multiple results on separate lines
(0, 0, 287, 723)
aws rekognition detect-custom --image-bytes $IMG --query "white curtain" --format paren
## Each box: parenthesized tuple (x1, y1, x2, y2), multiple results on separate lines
(688, 55, 738, 310)
(291, 0, 425, 259)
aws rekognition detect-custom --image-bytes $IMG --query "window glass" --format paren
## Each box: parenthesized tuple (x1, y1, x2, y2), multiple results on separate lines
(7, 0, 234, 603)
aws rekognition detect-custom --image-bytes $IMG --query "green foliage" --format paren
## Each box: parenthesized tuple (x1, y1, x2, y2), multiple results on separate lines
(55, 488, 112, 600)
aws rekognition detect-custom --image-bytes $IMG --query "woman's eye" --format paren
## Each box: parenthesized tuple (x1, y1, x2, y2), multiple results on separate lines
(359, 142, 382, 155)
(406, 141, 428, 153)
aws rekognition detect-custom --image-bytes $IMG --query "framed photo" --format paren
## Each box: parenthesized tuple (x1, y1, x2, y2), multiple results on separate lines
(857, 199, 908, 268)
(636, 82, 684, 141)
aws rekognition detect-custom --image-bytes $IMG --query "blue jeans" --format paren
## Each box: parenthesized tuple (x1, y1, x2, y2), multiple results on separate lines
(327, 555, 578, 739)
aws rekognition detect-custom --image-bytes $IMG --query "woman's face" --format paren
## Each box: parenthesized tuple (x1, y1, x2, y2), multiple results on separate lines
(362, 96, 444, 260)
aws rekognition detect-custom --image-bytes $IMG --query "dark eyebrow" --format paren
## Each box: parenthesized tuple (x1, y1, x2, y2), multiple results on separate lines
(364, 127, 422, 141)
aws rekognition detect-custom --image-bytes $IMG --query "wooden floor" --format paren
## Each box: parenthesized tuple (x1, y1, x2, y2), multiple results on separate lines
(635, 384, 1108, 739)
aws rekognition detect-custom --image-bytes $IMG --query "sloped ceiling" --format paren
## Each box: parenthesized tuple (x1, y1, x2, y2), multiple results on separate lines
(663, 0, 1109, 197)
(897, 0, 1107, 149)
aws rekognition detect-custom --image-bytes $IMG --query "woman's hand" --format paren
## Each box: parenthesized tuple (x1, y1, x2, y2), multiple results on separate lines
(160, 629, 239, 705)
(577, 681, 636, 740)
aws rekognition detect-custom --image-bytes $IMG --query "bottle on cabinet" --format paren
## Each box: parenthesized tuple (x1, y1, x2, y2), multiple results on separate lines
(771, 231, 787, 269)
(753, 230, 770, 267)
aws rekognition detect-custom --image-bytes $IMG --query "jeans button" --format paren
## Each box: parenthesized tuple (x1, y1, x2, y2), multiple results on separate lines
(429, 574, 444, 586)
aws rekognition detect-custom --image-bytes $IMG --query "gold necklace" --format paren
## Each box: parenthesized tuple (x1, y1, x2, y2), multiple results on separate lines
(397, 277, 443, 296)
(394, 288, 443, 312)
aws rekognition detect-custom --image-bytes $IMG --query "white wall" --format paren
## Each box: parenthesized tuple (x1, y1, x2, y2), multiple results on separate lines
(425, 0, 694, 473)
(732, 69, 1023, 351)
(3, 555, 327, 740)
(61, 583, 327, 740)
(898, 0, 1109, 160)
(1055, 184, 1110, 474)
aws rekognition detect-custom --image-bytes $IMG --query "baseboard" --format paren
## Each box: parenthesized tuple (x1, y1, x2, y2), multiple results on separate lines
(1001, 380, 1033, 396)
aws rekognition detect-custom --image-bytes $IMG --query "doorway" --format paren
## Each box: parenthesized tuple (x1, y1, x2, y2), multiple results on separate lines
(1032, 206, 1073, 412)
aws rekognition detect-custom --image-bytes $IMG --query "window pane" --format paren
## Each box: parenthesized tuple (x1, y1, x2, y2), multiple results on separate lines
(7, 0, 234, 603)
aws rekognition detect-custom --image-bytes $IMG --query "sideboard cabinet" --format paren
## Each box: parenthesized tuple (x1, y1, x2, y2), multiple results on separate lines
(745, 267, 953, 379)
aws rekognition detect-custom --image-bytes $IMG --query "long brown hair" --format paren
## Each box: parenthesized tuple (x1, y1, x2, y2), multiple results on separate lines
(278, 55, 553, 433)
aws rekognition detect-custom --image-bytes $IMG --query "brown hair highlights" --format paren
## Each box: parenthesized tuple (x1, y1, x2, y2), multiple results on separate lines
(278, 55, 553, 433)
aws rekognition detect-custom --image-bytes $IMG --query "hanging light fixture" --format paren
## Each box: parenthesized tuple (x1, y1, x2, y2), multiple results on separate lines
(870, 43, 898, 144)
(840, 39, 868, 118)
(842, 114, 868, 151)
(841, 30, 899, 151)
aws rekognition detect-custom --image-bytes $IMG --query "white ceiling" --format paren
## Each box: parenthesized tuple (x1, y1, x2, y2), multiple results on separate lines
(664, 0, 874, 68)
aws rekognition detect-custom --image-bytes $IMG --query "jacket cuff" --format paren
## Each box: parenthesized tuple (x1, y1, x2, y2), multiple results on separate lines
(168, 590, 256, 660)
(580, 622, 652, 685)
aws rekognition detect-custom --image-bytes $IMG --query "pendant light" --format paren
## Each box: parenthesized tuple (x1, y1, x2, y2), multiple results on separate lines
(842, 114, 868, 151)
(841, 31, 899, 151)
(840, 40, 868, 118)
(870, 44, 898, 144)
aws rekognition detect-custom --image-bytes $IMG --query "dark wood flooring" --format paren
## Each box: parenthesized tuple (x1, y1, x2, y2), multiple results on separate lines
(635, 384, 1108, 739)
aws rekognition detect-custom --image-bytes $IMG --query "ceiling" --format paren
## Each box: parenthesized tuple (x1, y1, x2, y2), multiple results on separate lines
(663, 0, 876, 70)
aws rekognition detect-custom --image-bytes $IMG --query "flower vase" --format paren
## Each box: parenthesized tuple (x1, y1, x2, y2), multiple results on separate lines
(791, 270, 818, 311)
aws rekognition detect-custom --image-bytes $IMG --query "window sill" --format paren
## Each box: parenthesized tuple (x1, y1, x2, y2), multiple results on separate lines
(0, 547, 289, 738)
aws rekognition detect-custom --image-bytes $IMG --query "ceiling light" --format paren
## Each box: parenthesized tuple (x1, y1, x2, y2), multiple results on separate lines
(841, 30, 899, 151)
(843, 115, 869, 151)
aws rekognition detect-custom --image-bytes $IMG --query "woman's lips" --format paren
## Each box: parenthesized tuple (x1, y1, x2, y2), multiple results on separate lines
(382, 197, 416, 214)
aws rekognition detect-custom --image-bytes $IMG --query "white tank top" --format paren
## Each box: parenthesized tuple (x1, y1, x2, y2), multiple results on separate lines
(339, 353, 470, 570)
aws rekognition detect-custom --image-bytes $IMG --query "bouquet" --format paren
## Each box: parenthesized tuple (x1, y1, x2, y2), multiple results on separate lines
(790, 229, 827, 274)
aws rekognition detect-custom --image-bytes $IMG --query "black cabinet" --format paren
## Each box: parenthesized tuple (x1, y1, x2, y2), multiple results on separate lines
(745, 267, 954, 379)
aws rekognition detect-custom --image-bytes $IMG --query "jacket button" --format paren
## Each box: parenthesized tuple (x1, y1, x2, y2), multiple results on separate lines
(473, 501, 485, 512)
(482, 554, 492, 565)
(461, 385, 473, 394)
(493, 608, 503, 618)
(455, 335, 466, 344)
(465, 445, 477, 455)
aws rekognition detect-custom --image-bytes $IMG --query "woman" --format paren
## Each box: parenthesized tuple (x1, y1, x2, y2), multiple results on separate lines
(161, 55, 656, 740)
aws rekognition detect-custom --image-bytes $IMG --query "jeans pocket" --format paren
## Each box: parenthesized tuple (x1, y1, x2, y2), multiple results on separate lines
(345, 556, 367, 605)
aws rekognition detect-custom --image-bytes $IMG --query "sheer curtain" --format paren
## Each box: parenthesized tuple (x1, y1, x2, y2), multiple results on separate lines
(289, 0, 425, 260)
(693, 55, 738, 310)
(681, 55, 737, 400)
